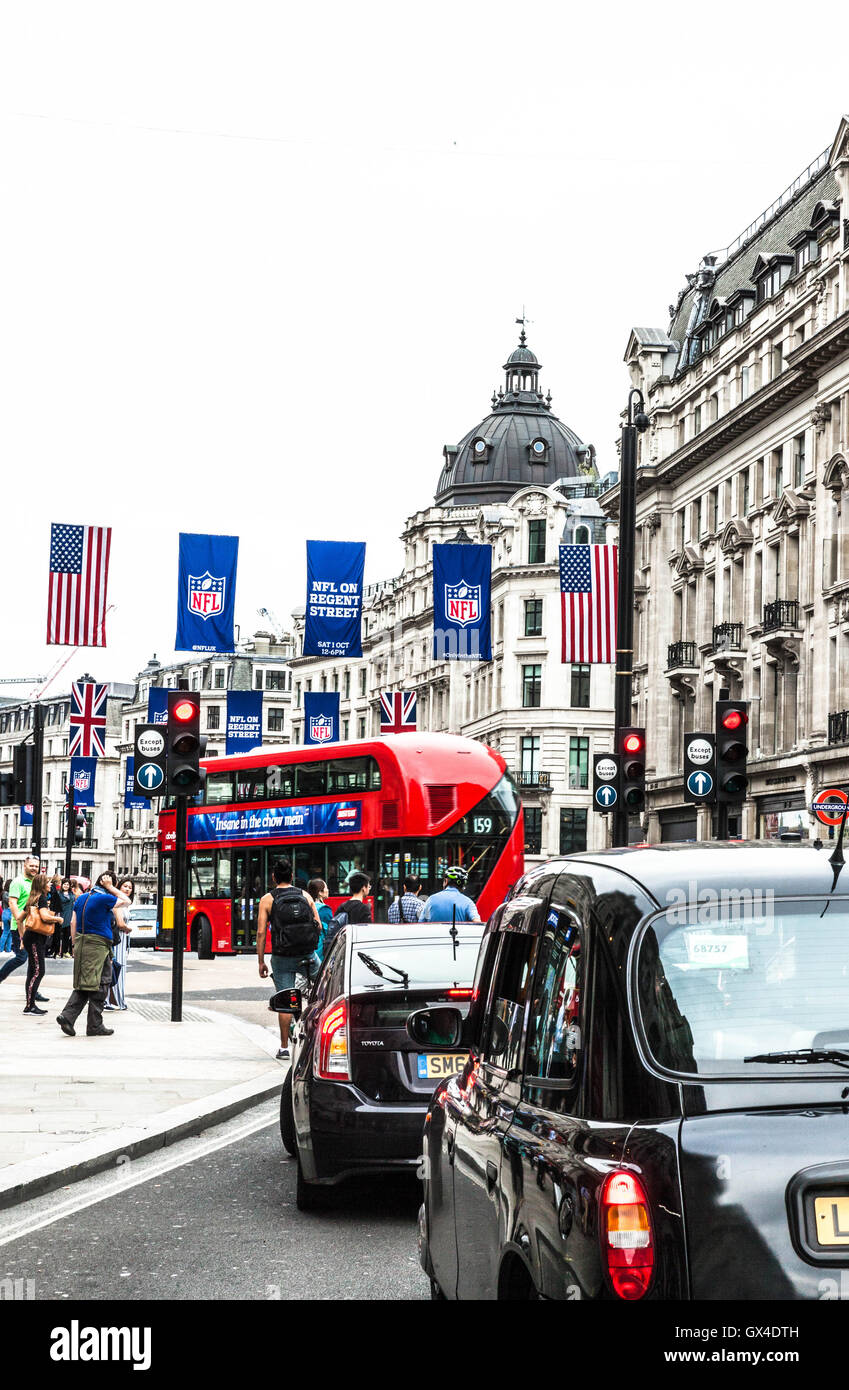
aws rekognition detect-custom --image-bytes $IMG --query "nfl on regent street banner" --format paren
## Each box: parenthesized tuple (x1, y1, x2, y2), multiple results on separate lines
(303, 540, 365, 659)
(226, 691, 264, 755)
(304, 691, 340, 746)
(147, 686, 169, 724)
(175, 532, 239, 655)
(69, 756, 97, 807)
(432, 542, 492, 662)
(124, 757, 148, 812)
(20, 804, 33, 826)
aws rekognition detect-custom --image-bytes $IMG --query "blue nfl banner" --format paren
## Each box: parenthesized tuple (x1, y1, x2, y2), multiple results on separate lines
(124, 757, 148, 811)
(147, 687, 169, 725)
(304, 691, 340, 746)
(303, 540, 365, 659)
(175, 532, 239, 655)
(432, 542, 492, 661)
(226, 692, 264, 755)
(69, 756, 97, 807)
(20, 804, 33, 827)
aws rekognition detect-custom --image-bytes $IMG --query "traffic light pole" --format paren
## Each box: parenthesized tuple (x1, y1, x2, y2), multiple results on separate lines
(64, 782, 76, 879)
(612, 390, 649, 849)
(171, 793, 188, 1023)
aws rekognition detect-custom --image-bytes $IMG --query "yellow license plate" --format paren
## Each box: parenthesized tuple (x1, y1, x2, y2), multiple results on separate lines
(417, 1053, 467, 1080)
(814, 1195, 849, 1246)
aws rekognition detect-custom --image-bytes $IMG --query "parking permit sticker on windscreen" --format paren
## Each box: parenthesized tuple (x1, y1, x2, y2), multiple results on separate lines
(684, 931, 750, 970)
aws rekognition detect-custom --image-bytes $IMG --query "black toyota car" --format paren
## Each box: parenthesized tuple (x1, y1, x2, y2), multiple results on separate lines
(412, 844, 849, 1300)
(272, 920, 483, 1210)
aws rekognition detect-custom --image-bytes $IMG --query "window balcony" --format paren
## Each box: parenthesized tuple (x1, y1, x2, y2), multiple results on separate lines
(828, 710, 849, 745)
(762, 599, 800, 634)
(712, 621, 744, 653)
(513, 770, 552, 790)
(666, 640, 698, 672)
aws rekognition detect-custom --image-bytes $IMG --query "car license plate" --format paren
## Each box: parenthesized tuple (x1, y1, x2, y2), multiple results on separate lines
(814, 1196, 849, 1246)
(417, 1053, 467, 1080)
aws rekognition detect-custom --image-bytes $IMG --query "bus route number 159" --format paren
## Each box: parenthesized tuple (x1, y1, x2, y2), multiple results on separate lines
(473, 816, 493, 834)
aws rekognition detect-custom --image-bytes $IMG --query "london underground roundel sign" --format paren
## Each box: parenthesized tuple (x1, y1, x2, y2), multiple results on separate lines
(812, 788, 849, 827)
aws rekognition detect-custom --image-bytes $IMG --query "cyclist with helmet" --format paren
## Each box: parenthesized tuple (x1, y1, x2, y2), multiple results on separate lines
(421, 866, 481, 924)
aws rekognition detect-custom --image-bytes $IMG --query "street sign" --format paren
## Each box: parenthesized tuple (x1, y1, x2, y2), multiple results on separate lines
(595, 757, 618, 782)
(812, 788, 849, 827)
(684, 730, 716, 804)
(687, 770, 714, 799)
(133, 723, 167, 801)
(593, 752, 620, 813)
(595, 783, 618, 810)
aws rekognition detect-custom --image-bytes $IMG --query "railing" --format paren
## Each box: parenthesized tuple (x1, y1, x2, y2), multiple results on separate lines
(513, 770, 552, 790)
(709, 149, 829, 265)
(828, 710, 849, 745)
(712, 622, 744, 652)
(762, 600, 800, 633)
(667, 640, 698, 670)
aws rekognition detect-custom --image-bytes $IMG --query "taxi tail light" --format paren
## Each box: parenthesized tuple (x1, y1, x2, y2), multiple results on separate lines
(445, 988, 473, 999)
(315, 997, 350, 1081)
(601, 1170, 654, 1301)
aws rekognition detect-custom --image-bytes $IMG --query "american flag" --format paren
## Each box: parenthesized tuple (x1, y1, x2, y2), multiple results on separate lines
(379, 691, 417, 734)
(559, 543, 618, 663)
(69, 682, 108, 758)
(47, 523, 112, 647)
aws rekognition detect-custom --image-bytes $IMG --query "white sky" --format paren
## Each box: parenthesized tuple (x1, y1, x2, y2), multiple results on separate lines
(1, 0, 847, 690)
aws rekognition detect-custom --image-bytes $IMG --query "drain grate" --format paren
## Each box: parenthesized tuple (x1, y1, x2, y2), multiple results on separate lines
(127, 1000, 213, 1024)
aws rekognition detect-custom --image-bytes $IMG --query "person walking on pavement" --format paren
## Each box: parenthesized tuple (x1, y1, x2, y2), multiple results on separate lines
(22, 872, 62, 1015)
(104, 874, 133, 1011)
(56, 876, 131, 1038)
(1, 879, 13, 954)
(56, 878, 74, 957)
(307, 878, 334, 960)
(338, 872, 373, 925)
(257, 859, 322, 1061)
(421, 866, 481, 924)
(388, 875, 425, 924)
(0, 855, 44, 994)
(46, 876, 63, 958)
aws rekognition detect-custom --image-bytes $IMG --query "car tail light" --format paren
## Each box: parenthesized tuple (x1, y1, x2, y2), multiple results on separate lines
(315, 997, 350, 1081)
(601, 1170, 653, 1300)
(445, 988, 473, 999)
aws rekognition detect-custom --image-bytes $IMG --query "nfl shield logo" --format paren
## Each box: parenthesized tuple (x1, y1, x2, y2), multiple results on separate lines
(309, 715, 334, 743)
(73, 770, 90, 791)
(188, 572, 225, 621)
(445, 580, 481, 627)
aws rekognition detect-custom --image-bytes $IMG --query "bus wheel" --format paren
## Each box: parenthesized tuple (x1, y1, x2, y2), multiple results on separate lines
(280, 1071, 296, 1155)
(195, 916, 214, 960)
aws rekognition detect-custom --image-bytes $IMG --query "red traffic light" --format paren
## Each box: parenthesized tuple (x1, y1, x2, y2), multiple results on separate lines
(624, 733, 644, 753)
(172, 699, 197, 722)
(721, 710, 747, 731)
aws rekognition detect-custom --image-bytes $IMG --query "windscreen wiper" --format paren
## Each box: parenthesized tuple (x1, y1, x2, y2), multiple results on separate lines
(356, 952, 410, 989)
(743, 1047, 849, 1069)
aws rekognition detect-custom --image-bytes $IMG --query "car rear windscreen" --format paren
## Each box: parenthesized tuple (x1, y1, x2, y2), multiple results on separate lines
(635, 896, 849, 1077)
(350, 940, 481, 992)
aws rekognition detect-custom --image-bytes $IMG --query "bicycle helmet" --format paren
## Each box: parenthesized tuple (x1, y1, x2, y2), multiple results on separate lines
(445, 865, 469, 889)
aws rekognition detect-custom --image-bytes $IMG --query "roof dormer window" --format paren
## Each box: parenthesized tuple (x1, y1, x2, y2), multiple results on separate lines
(529, 438, 547, 461)
(472, 437, 488, 461)
(753, 254, 793, 303)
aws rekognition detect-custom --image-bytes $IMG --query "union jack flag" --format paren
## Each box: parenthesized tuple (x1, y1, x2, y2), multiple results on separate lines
(379, 690, 417, 735)
(69, 681, 108, 758)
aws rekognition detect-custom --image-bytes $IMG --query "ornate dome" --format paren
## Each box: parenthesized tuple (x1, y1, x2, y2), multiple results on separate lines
(435, 327, 592, 507)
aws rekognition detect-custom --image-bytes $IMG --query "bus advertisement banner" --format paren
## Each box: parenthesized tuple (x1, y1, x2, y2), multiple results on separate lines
(186, 799, 362, 844)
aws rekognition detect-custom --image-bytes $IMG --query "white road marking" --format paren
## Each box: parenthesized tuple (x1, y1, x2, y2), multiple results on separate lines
(0, 1099, 280, 1248)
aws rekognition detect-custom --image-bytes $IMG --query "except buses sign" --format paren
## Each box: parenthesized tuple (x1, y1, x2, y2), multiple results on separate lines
(811, 788, 849, 827)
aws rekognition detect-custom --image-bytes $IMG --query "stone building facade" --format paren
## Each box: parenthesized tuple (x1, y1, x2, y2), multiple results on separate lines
(289, 331, 617, 861)
(608, 117, 849, 844)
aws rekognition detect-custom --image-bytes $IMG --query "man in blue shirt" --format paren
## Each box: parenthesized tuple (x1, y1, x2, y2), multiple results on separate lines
(421, 867, 481, 924)
(56, 875, 130, 1038)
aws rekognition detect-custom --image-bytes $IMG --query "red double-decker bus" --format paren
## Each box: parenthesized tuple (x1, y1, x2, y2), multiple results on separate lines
(156, 732, 523, 956)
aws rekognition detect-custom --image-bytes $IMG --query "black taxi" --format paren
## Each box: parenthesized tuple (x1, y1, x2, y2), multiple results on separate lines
(412, 844, 849, 1300)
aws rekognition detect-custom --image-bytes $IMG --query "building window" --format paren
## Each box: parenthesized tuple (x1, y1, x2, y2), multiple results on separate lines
(267, 708, 285, 733)
(265, 670, 285, 691)
(524, 807, 542, 855)
(213, 669, 226, 689)
(524, 599, 543, 637)
(693, 497, 702, 536)
(520, 736, 540, 781)
(359, 669, 367, 697)
(740, 366, 750, 401)
(528, 519, 546, 565)
(191, 672, 200, 691)
(773, 447, 784, 496)
(206, 706, 220, 731)
(522, 664, 542, 708)
(342, 718, 349, 740)
(568, 736, 589, 790)
(570, 664, 590, 708)
(693, 405, 702, 434)
(793, 433, 806, 487)
(320, 675, 327, 693)
(294, 682, 301, 709)
(255, 670, 263, 690)
(559, 808, 587, 855)
(332, 673, 339, 692)
(741, 468, 750, 517)
(358, 717, 366, 739)
(796, 235, 818, 272)
(574, 524, 591, 544)
(343, 672, 351, 700)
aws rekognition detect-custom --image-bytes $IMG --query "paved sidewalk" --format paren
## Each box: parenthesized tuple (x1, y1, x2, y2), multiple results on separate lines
(0, 952, 284, 1209)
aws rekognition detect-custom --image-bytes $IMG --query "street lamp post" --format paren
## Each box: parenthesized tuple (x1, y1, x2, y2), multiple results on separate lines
(612, 389, 650, 850)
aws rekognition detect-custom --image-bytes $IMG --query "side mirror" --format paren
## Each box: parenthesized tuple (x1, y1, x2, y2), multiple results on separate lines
(269, 988, 302, 1017)
(406, 1006, 464, 1050)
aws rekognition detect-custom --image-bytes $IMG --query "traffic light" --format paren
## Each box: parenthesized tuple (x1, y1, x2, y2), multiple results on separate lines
(0, 772, 14, 806)
(12, 743, 34, 805)
(75, 809, 88, 844)
(617, 727, 646, 812)
(715, 700, 749, 803)
(166, 692, 207, 798)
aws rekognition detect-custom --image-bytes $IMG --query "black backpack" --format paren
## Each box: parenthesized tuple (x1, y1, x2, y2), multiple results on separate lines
(269, 887, 320, 956)
(322, 910, 349, 951)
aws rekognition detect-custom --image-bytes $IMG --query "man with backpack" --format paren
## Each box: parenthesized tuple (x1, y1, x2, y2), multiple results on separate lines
(257, 859, 322, 1061)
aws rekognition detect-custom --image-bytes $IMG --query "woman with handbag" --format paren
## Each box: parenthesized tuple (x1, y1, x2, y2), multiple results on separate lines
(22, 873, 62, 1016)
(104, 874, 133, 1011)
